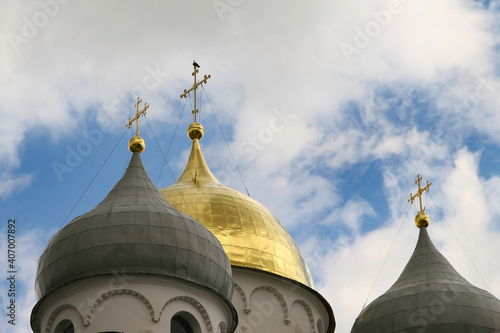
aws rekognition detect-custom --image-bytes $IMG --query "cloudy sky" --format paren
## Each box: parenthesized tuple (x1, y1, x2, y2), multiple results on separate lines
(2, 0, 500, 332)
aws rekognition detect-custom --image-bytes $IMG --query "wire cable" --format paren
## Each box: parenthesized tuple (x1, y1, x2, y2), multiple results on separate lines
(154, 99, 188, 186)
(144, 115, 194, 218)
(201, 84, 251, 196)
(428, 192, 490, 291)
(59, 128, 128, 229)
(361, 203, 412, 310)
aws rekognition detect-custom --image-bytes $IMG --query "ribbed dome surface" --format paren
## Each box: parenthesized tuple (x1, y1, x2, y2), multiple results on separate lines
(160, 133, 314, 288)
(35, 152, 233, 301)
(351, 227, 500, 333)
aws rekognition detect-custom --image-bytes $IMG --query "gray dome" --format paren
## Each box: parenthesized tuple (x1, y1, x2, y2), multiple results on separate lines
(35, 152, 233, 301)
(351, 227, 500, 333)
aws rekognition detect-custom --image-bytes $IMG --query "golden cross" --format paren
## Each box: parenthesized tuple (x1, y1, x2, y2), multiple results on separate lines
(180, 61, 211, 123)
(408, 175, 432, 213)
(126, 97, 149, 136)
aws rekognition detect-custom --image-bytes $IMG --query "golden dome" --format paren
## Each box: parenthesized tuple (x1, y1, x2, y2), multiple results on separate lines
(160, 123, 314, 288)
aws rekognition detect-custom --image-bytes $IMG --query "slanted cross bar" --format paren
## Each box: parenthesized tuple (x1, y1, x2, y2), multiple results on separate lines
(180, 61, 211, 123)
(126, 97, 149, 136)
(408, 175, 432, 213)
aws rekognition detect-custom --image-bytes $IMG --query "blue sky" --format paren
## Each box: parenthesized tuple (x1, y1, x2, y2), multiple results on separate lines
(2, 0, 500, 332)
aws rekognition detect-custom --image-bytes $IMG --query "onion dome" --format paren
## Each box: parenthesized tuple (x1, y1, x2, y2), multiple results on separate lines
(351, 214, 500, 332)
(34, 147, 234, 301)
(160, 122, 314, 288)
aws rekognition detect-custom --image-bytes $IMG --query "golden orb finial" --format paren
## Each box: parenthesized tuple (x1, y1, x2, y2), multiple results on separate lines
(415, 211, 430, 228)
(126, 97, 149, 153)
(128, 136, 145, 153)
(187, 122, 204, 140)
(408, 175, 432, 228)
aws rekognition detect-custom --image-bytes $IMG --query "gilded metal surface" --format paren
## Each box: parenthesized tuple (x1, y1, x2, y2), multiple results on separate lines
(128, 136, 145, 153)
(408, 175, 432, 228)
(161, 130, 314, 288)
(35, 152, 234, 301)
(414, 211, 429, 228)
(351, 227, 500, 332)
(126, 97, 149, 135)
(187, 122, 205, 140)
(180, 61, 211, 123)
(126, 97, 149, 153)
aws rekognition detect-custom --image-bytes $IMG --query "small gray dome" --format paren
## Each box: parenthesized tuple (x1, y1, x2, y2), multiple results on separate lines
(351, 227, 500, 333)
(35, 152, 233, 301)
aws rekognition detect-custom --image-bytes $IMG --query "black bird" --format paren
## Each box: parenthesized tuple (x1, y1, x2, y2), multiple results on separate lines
(193, 60, 200, 68)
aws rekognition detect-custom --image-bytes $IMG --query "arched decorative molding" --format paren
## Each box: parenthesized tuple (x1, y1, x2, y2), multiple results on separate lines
(233, 282, 250, 313)
(291, 300, 315, 333)
(87, 289, 155, 323)
(218, 320, 227, 333)
(45, 304, 86, 333)
(249, 286, 290, 324)
(317, 318, 324, 333)
(159, 296, 213, 333)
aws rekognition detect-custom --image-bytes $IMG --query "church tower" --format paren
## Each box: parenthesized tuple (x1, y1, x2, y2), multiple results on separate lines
(31, 99, 238, 333)
(160, 64, 335, 332)
(350, 176, 500, 332)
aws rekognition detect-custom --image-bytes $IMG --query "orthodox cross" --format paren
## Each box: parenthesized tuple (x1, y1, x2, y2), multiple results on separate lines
(408, 175, 432, 213)
(180, 60, 211, 123)
(126, 97, 149, 136)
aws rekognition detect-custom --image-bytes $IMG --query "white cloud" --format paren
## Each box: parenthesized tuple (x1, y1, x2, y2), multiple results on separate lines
(323, 199, 376, 234)
(1, 0, 497, 171)
(0, 227, 51, 333)
(0, 173, 33, 199)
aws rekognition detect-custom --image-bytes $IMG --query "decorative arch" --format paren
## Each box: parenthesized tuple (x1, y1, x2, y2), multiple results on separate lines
(317, 318, 324, 333)
(86, 288, 156, 323)
(45, 304, 86, 333)
(248, 286, 290, 324)
(291, 300, 315, 333)
(159, 296, 213, 333)
(217, 321, 227, 333)
(233, 282, 249, 313)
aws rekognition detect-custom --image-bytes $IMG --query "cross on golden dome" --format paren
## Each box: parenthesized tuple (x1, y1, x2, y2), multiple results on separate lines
(126, 97, 149, 137)
(180, 60, 211, 123)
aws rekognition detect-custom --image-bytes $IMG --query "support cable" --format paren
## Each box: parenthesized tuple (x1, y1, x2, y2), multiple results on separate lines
(361, 203, 412, 310)
(59, 128, 128, 229)
(154, 98, 188, 186)
(144, 115, 194, 217)
(201, 84, 251, 197)
(428, 192, 490, 291)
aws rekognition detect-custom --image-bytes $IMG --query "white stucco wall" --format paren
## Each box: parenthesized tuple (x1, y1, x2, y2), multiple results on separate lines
(32, 274, 236, 333)
(231, 267, 334, 333)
